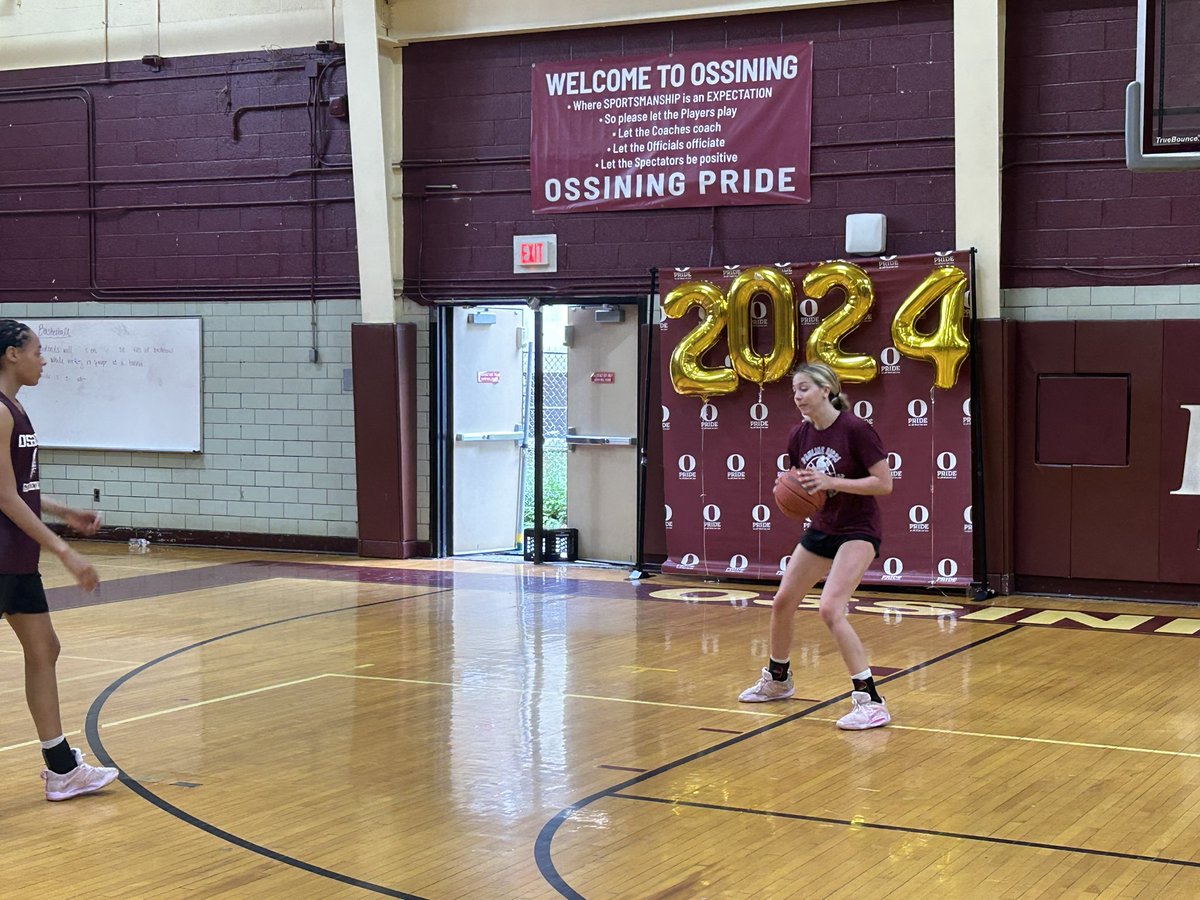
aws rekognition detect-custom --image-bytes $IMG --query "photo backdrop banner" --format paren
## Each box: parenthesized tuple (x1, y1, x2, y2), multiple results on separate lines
(657, 251, 975, 587)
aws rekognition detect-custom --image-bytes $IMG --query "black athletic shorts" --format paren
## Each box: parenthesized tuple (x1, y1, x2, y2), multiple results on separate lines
(0, 573, 49, 616)
(800, 529, 881, 560)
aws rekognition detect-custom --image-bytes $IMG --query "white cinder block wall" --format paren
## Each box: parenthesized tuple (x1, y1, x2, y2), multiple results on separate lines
(0, 299, 364, 542)
(1003, 285, 1200, 321)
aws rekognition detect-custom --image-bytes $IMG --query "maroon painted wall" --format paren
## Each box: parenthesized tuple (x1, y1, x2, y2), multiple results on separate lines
(0, 48, 357, 302)
(1009, 320, 1200, 597)
(1003, 0, 1200, 288)
(401, 0, 956, 300)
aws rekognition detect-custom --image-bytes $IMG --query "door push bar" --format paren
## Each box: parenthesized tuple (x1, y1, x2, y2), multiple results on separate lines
(564, 435, 637, 446)
(455, 431, 524, 442)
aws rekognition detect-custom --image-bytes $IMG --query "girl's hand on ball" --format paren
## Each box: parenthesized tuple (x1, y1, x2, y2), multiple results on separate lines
(798, 470, 830, 493)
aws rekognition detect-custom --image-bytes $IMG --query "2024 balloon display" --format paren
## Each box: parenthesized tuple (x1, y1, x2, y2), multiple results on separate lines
(662, 261, 969, 398)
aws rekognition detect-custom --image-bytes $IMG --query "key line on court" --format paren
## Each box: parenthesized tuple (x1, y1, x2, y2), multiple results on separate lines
(804, 717, 1200, 759)
(0, 665, 134, 698)
(534, 624, 1027, 899)
(323, 672, 788, 719)
(85, 666, 797, 741)
(611, 793, 1200, 870)
(101, 674, 331, 728)
(0, 648, 144, 665)
(0, 729, 83, 754)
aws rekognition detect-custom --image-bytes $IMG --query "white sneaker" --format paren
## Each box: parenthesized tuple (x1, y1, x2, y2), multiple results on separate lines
(41, 748, 119, 801)
(836, 691, 891, 730)
(738, 667, 795, 702)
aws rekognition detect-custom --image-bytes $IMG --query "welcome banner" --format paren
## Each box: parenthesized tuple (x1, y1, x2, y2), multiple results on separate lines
(658, 251, 975, 588)
(531, 43, 813, 214)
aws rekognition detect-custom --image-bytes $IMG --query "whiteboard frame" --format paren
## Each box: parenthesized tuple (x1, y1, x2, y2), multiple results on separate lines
(22, 317, 204, 453)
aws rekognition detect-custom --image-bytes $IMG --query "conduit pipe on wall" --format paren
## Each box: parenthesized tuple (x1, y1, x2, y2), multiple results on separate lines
(233, 99, 328, 140)
(0, 196, 354, 217)
(402, 275, 653, 301)
(0, 64, 310, 95)
(0, 165, 351, 193)
(1001, 157, 1117, 170)
(1005, 263, 1200, 275)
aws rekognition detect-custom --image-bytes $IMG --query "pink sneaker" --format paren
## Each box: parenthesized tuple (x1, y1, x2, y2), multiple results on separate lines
(836, 691, 891, 730)
(41, 748, 119, 801)
(738, 667, 795, 702)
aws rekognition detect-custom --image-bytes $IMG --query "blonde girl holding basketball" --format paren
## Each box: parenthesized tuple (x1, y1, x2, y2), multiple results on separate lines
(737, 362, 894, 729)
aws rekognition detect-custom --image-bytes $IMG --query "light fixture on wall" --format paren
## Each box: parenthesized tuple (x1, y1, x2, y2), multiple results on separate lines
(140, 54, 165, 71)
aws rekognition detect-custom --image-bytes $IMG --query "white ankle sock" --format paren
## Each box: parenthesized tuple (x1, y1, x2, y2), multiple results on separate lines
(39, 734, 66, 750)
(851, 668, 872, 682)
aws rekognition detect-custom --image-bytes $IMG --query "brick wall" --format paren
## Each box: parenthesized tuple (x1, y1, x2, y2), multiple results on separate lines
(1003, 0, 1200, 292)
(401, 0, 956, 299)
(0, 48, 356, 302)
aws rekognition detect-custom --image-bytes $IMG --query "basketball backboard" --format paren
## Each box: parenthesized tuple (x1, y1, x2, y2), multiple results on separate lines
(1126, 0, 1200, 170)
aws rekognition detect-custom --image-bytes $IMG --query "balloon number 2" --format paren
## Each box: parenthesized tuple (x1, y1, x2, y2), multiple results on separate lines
(662, 261, 970, 398)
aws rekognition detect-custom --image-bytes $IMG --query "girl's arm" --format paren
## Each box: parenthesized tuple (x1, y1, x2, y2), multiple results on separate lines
(42, 499, 101, 535)
(797, 457, 892, 496)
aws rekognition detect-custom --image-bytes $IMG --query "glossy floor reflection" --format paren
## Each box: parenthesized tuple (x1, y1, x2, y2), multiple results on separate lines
(2, 544, 1199, 898)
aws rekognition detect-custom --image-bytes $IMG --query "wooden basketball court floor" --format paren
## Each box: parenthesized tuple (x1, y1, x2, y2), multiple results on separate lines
(3, 543, 1200, 899)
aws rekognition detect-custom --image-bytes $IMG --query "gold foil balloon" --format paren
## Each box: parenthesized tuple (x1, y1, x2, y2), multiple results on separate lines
(726, 266, 796, 386)
(802, 260, 878, 383)
(662, 280, 738, 399)
(890, 265, 970, 389)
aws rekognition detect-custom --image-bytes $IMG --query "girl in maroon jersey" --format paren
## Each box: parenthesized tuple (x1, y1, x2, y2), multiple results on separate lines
(0, 319, 118, 799)
(738, 362, 894, 729)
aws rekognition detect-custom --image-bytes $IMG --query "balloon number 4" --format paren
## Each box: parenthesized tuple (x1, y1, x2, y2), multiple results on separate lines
(662, 262, 970, 398)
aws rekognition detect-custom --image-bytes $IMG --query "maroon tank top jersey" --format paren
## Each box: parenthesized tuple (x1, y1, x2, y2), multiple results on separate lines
(0, 392, 41, 573)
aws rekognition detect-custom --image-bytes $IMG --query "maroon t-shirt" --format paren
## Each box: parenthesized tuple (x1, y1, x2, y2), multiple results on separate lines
(0, 392, 41, 574)
(785, 411, 887, 540)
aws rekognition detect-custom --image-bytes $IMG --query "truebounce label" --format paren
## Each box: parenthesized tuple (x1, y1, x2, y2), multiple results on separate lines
(531, 43, 812, 213)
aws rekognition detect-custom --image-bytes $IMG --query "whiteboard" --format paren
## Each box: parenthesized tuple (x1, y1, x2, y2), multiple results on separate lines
(19, 318, 203, 452)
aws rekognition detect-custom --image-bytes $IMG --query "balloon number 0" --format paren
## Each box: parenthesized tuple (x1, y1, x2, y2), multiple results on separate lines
(662, 262, 970, 397)
(728, 267, 796, 387)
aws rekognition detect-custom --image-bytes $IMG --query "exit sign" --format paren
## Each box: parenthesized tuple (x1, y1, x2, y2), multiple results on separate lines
(513, 234, 557, 273)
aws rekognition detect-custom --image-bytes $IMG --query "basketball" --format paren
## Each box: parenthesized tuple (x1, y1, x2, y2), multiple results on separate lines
(773, 470, 827, 522)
